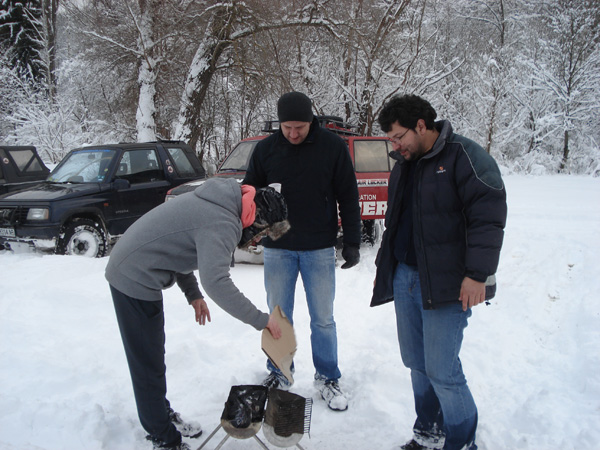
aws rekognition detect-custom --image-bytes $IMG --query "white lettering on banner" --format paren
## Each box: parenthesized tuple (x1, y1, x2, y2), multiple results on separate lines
(360, 201, 387, 216)
(357, 179, 389, 187)
(359, 194, 376, 201)
(363, 202, 376, 215)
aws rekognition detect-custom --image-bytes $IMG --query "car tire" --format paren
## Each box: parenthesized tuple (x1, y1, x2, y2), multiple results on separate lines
(56, 218, 108, 257)
(361, 219, 384, 246)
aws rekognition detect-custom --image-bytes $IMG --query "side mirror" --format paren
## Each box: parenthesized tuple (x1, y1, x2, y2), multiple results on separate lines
(113, 178, 130, 191)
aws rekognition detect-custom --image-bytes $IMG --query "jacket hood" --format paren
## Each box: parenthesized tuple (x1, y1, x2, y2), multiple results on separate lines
(193, 177, 241, 220)
(425, 120, 453, 159)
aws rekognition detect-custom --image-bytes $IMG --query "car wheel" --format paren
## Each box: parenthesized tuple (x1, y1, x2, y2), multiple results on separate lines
(57, 218, 108, 257)
(372, 219, 384, 243)
(361, 219, 384, 246)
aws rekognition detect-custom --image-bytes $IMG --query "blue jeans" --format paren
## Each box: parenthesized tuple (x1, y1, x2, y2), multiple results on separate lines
(393, 264, 478, 450)
(263, 247, 341, 381)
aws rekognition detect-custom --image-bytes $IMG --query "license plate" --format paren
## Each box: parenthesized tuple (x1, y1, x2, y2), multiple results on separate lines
(0, 227, 15, 237)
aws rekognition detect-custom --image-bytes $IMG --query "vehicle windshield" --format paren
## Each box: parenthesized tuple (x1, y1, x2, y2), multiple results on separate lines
(353, 140, 393, 172)
(219, 141, 258, 172)
(48, 149, 117, 183)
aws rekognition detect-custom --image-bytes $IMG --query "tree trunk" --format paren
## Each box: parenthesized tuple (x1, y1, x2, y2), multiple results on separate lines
(172, 2, 246, 150)
(172, 40, 228, 149)
(485, 93, 497, 154)
(135, 0, 159, 142)
(560, 129, 569, 172)
(42, 0, 58, 101)
(136, 57, 157, 142)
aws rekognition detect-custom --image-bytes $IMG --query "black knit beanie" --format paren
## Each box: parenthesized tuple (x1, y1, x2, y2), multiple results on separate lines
(277, 92, 314, 123)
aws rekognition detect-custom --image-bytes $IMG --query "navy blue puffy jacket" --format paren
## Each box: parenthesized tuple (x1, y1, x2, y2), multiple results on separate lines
(371, 120, 507, 309)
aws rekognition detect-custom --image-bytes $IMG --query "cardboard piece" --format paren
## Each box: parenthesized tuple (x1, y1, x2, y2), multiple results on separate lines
(261, 305, 296, 384)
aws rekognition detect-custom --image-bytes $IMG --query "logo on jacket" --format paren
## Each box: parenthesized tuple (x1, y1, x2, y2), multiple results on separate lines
(436, 166, 446, 174)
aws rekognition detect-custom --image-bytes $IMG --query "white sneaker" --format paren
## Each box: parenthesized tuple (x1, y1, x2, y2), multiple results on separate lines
(168, 407, 202, 439)
(318, 380, 348, 411)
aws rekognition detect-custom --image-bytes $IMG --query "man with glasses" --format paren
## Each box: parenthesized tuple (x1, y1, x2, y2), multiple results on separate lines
(372, 95, 507, 450)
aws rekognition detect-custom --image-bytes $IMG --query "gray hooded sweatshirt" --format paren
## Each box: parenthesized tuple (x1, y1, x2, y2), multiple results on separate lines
(105, 177, 268, 331)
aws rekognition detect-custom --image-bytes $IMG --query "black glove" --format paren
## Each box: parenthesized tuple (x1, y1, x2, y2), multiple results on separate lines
(341, 244, 360, 269)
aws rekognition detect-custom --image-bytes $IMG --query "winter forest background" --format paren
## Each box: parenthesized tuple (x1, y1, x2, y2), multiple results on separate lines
(1, 0, 599, 175)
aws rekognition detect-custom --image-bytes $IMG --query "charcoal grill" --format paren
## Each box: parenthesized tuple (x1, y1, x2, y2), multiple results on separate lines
(197, 386, 312, 450)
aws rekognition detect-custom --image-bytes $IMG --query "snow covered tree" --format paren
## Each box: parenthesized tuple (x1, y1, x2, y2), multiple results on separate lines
(7, 0, 596, 173)
(133, 0, 161, 142)
(171, 0, 336, 149)
(66, 1, 336, 150)
(231, 0, 455, 137)
(65, 0, 205, 143)
(0, 0, 45, 82)
(459, 0, 514, 154)
(424, 0, 528, 162)
(530, 0, 600, 172)
(327, 0, 417, 135)
(0, 45, 27, 139)
(41, 0, 59, 100)
(0, 0, 59, 97)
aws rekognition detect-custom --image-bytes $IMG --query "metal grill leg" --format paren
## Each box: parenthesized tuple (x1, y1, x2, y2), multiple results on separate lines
(213, 434, 230, 450)
(196, 423, 274, 450)
(252, 435, 270, 449)
(196, 424, 223, 450)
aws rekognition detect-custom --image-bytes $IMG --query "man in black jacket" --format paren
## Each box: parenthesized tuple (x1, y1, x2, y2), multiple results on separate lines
(243, 91, 361, 411)
(372, 95, 507, 450)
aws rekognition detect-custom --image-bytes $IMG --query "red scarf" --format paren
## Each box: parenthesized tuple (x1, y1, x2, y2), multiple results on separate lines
(240, 184, 256, 228)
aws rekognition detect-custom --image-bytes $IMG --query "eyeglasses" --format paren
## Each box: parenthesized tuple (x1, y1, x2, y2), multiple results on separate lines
(389, 128, 412, 145)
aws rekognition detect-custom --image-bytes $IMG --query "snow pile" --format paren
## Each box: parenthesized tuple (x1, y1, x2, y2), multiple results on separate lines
(1, 175, 599, 450)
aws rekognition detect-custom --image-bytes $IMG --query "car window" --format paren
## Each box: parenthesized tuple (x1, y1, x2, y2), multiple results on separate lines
(353, 140, 392, 172)
(219, 141, 258, 172)
(49, 149, 117, 183)
(166, 147, 196, 177)
(116, 149, 164, 184)
(6, 148, 45, 173)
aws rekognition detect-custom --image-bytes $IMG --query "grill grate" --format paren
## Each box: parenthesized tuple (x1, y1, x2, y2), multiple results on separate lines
(262, 388, 312, 448)
(264, 389, 312, 437)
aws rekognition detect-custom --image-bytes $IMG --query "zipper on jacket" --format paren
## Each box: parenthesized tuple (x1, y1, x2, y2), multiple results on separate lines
(414, 159, 434, 309)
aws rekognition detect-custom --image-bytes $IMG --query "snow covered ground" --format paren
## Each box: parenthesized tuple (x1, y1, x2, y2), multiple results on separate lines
(1, 174, 599, 450)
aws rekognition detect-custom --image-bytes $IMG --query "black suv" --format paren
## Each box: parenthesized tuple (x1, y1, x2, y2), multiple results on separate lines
(0, 141, 206, 257)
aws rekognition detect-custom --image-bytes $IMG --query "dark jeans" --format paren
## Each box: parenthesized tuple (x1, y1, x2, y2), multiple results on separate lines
(110, 285, 181, 445)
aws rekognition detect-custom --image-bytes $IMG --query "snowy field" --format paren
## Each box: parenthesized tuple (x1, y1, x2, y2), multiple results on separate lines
(1, 174, 599, 450)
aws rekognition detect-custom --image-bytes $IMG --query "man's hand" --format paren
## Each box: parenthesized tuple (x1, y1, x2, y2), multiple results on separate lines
(265, 313, 282, 339)
(459, 277, 486, 311)
(191, 298, 211, 325)
(341, 244, 360, 269)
